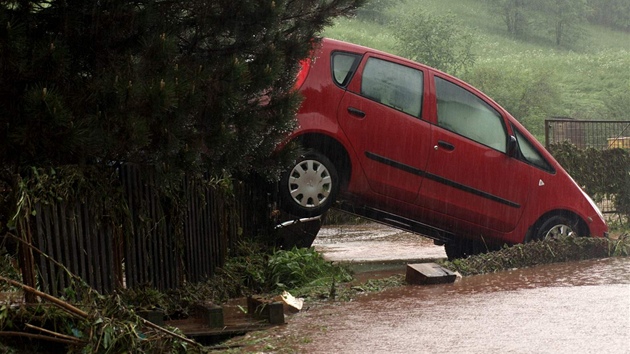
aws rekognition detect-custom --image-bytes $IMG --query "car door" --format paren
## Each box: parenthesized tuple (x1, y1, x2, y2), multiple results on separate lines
(337, 54, 432, 203)
(419, 75, 531, 233)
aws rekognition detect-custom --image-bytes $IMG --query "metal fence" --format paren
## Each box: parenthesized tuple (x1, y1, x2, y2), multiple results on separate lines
(26, 165, 270, 296)
(545, 118, 630, 150)
(545, 118, 630, 213)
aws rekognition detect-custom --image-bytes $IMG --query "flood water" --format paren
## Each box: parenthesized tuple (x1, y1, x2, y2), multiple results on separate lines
(281, 257, 630, 354)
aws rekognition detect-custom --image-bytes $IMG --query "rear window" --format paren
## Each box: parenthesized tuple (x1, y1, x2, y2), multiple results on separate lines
(331, 52, 361, 87)
(360, 57, 423, 117)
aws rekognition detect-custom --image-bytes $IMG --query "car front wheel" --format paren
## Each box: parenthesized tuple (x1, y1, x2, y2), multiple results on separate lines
(279, 151, 339, 217)
(532, 215, 581, 241)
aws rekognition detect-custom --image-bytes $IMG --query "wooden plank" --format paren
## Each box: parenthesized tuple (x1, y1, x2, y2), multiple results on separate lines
(51, 203, 65, 291)
(74, 204, 87, 282)
(166, 317, 272, 337)
(36, 203, 51, 294)
(59, 205, 71, 280)
(247, 296, 285, 325)
(405, 263, 457, 285)
(45, 204, 57, 294)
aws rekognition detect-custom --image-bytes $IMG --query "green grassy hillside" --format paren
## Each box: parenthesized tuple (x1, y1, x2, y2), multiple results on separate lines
(323, 0, 630, 140)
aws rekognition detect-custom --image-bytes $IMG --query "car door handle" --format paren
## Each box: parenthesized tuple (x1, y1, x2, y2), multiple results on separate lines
(435, 140, 455, 151)
(347, 107, 366, 118)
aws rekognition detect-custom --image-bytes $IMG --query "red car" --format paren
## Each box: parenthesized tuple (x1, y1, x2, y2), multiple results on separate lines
(277, 38, 608, 259)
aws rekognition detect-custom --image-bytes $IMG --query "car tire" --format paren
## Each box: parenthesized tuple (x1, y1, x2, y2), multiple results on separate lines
(531, 215, 581, 241)
(275, 212, 326, 249)
(279, 151, 339, 218)
(444, 241, 464, 261)
(444, 238, 476, 261)
(444, 238, 497, 261)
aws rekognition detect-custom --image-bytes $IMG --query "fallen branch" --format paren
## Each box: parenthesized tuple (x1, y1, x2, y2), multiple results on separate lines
(140, 317, 200, 348)
(25, 323, 87, 344)
(5, 232, 92, 288)
(0, 276, 200, 349)
(0, 276, 88, 318)
(0, 331, 83, 346)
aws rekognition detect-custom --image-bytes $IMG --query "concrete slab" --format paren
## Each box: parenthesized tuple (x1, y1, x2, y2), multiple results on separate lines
(405, 263, 457, 285)
(313, 223, 447, 263)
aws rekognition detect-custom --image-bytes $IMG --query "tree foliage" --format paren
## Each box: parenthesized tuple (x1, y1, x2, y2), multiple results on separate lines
(463, 66, 561, 138)
(540, 0, 589, 46)
(0, 0, 363, 179)
(355, 0, 403, 24)
(486, 0, 530, 37)
(587, 0, 630, 31)
(391, 10, 476, 75)
(485, 0, 591, 46)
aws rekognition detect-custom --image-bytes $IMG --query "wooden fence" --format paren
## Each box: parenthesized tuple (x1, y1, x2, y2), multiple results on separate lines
(26, 165, 270, 296)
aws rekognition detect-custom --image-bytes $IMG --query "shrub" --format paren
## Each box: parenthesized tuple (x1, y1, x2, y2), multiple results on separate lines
(463, 65, 561, 139)
(549, 142, 630, 221)
(390, 9, 476, 75)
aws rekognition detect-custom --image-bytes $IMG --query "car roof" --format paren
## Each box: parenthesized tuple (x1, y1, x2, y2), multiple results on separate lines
(320, 37, 434, 72)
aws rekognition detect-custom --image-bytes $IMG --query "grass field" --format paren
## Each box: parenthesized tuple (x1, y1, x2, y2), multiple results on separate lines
(323, 0, 630, 140)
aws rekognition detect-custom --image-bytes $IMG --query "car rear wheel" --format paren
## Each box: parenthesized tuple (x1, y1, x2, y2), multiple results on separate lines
(279, 151, 339, 218)
(532, 215, 581, 241)
(444, 238, 482, 261)
(444, 237, 501, 260)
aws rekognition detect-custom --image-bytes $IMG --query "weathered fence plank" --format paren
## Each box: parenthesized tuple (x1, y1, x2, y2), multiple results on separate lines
(26, 165, 268, 296)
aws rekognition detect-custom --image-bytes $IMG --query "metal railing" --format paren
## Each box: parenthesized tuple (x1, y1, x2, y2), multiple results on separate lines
(545, 118, 630, 150)
(545, 118, 629, 214)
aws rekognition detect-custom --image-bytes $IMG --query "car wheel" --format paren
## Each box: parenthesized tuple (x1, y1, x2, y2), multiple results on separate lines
(532, 215, 580, 241)
(444, 241, 465, 261)
(279, 151, 339, 218)
(444, 238, 496, 261)
(444, 238, 476, 261)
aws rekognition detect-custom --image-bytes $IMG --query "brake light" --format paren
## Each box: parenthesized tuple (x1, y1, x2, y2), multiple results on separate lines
(294, 58, 312, 90)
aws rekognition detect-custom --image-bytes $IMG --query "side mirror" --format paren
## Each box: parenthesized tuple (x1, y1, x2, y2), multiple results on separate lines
(507, 135, 518, 157)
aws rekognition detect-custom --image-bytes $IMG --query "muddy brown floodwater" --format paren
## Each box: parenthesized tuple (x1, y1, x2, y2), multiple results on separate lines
(244, 223, 630, 354)
(227, 224, 630, 354)
(276, 257, 630, 354)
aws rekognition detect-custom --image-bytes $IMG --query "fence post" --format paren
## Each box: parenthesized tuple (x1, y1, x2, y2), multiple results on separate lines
(17, 217, 37, 303)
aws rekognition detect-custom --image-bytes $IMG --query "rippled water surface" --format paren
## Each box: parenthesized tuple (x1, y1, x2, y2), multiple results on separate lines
(284, 257, 630, 354)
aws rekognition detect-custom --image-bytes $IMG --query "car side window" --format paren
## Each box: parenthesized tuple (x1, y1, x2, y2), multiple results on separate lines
(435, 77, 507, 152)
(332, 52, 361, 87)
(360, 58, 423, 117)
(514, 128, 554, 172)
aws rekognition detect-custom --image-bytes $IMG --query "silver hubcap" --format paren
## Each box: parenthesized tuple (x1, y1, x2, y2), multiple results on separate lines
(288, 159, 332, 208)
(544, 224, 576, 239)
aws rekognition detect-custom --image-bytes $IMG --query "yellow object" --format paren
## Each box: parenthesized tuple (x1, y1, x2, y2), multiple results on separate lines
(607, 137, 630, 149)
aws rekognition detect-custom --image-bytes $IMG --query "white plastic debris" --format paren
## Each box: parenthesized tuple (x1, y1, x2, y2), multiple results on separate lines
(275, 291, 304, 314)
